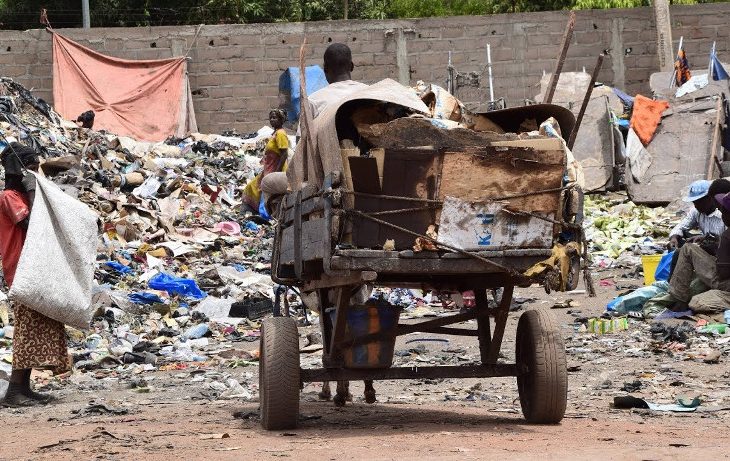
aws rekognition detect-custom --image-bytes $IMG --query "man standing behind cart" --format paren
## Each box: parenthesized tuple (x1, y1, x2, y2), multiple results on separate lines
(263, 43, 373, 405)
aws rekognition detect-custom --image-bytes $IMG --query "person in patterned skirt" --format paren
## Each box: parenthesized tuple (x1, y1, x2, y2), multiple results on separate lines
(0, 143, 69, 407)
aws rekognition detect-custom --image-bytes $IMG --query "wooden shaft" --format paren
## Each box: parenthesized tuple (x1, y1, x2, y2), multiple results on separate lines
(544, 11, 576, 104)
(707, 97, 724, 180)
(567, 53, 604, 150)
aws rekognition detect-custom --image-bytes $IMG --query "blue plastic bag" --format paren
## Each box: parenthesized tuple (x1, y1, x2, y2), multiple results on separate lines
(129, 292, 164, 305)
(105, 261, 133, 274)
(654, 251, 674, 282)
(244, 221, 259, 232)
(278, 66, 328, 123)
(258, 196, 271, 222)
(606, 281, 670, 314)
(149, 273, 207, 300)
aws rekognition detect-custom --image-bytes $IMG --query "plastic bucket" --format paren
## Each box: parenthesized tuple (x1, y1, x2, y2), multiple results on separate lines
(329, 305, 401, 369)
(641, 254, 663, 285)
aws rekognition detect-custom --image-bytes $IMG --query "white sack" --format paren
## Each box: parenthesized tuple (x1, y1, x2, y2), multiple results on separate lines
(9, 172, 98, 330)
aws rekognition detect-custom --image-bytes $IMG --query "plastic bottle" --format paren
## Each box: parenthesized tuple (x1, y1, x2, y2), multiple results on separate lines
(183, 323, 209, 340)
(725, 310, 730, 325)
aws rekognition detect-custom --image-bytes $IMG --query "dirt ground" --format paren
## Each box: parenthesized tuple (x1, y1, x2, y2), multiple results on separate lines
(2, 270, 730, 460)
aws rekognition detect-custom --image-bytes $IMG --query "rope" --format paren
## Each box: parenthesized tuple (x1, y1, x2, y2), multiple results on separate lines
(184, 24, 204, 57)
(344, 185, 570, 205)
(345, 208, 519, 276)
(366, 206, 436, 216)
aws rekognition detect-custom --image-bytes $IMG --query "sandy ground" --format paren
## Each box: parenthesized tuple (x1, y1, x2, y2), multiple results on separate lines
(2, 271, 730, 460)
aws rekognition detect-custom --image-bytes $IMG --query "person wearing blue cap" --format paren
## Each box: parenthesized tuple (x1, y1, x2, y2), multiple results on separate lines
(667, 179, 730, 316)
(668, 179, 725, 251)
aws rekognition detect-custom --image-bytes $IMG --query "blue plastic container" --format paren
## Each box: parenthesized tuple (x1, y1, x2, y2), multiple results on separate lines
(329, 305, 401, 369)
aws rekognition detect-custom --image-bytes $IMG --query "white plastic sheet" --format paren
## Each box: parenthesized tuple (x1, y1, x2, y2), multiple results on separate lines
(626, 128, 653, 183)
(9, 173, 98, 330)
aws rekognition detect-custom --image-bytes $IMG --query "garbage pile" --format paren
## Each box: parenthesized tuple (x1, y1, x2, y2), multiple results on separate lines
(584, 193, 680, 268)
(0, 77, 296, 385)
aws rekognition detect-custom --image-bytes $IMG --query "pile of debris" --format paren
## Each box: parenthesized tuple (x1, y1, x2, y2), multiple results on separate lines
(0, 77, 298, 382)
(584, 193, 680, 267)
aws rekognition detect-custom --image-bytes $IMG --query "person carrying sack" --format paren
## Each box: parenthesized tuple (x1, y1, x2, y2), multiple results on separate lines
(0, 142, 69, 407)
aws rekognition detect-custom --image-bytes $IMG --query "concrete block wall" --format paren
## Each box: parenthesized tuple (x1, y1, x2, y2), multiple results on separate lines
(0, 3, 728, 134)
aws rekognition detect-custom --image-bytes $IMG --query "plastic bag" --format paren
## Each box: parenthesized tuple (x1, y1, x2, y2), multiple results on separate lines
(105, 261, 133, 274)
(654, 251, 674, 282)
(149, 272, 206, 300)
(9, 173, 98, 330)
(258, 196, 271, 221)
(606, 281, 670, 314)
(128, 292, 164, 305)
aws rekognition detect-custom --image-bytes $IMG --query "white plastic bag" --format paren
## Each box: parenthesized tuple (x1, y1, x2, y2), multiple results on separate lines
(9, 172, 98, 330)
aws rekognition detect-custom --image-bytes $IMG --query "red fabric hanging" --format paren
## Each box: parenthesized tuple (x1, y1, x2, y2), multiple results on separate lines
(52, 32, 195, 142)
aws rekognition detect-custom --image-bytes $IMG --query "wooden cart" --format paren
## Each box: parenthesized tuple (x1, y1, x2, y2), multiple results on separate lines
(260, 133, 584, 430)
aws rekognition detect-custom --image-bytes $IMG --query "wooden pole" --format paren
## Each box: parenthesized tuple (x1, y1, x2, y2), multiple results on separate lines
(343, 0, 348, 20)
(544, 11, 576, 104)
(707, 97, 724, 180)
(654, 0, 674, 72)
(568, 54, 604, 150)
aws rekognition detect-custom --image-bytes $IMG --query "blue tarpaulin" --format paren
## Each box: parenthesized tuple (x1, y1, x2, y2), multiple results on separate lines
(149, 272, 207, 300)
(279, 66, 328, 123)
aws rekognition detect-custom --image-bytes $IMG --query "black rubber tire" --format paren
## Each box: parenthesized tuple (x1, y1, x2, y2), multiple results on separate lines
(516, 308, 568, 424)
(259, 317, 300, 430)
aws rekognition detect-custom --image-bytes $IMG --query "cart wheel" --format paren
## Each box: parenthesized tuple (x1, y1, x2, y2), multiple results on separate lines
(516, 309, 567, 424)
(259, 317, 300, 430)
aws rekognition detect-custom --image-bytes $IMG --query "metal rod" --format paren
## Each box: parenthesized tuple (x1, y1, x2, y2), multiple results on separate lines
(300, 364, 523, 382)
(669, 36, 683, 89)
(567, 53, 604, 150)
(487, 43, 495, 102)
(447, 51, 454, 94)
(544, 11, 576, 104)
(709, 41, 716, 79)
(82, 0, 90, 28)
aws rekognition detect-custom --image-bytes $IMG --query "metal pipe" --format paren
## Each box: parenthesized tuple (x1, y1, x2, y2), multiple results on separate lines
(669, 36, 683, 89)
(82, 0, 90, 28)
(447, 51, 454, 94)
(709, 41, 716, 79)
(487, 43, 495, 102)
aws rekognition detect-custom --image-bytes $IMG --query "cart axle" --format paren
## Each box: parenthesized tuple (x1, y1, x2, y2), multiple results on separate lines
(300, 363, 525, 383)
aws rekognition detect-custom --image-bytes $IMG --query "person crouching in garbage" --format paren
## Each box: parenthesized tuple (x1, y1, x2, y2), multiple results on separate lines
(666, 179, 727, 279)
(666, 179, 730, 317)
(0, 143, 69, 407)
(242, 109, 289, 215)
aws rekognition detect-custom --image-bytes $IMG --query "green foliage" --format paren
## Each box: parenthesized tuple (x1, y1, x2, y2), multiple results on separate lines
(0, 0, 718, 29)
(572, 0, 648, 9)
